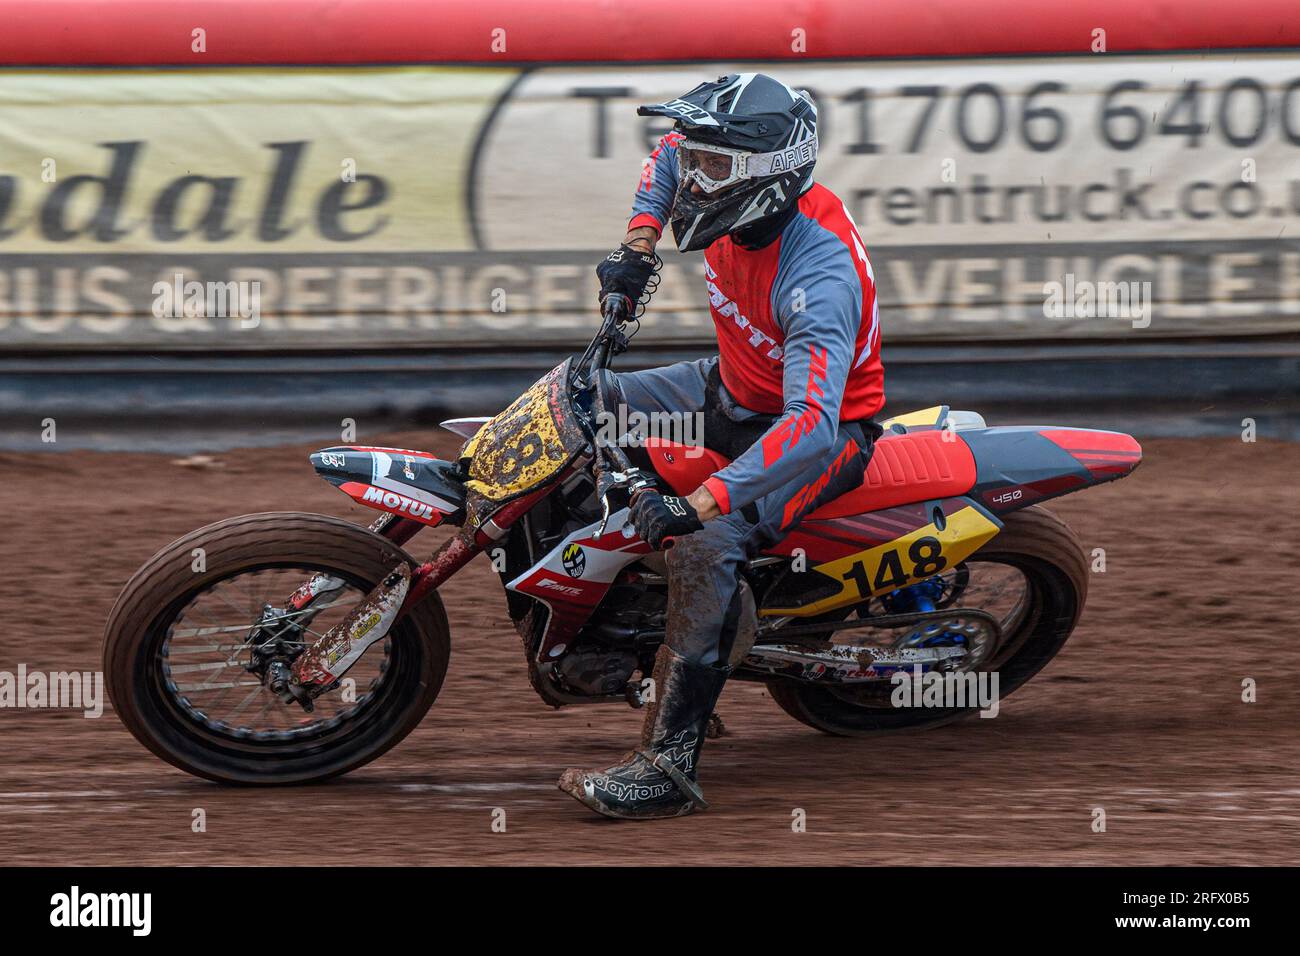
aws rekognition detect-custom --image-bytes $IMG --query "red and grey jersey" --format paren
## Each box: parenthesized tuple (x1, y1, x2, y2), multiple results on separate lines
(629, 135, 884, 515)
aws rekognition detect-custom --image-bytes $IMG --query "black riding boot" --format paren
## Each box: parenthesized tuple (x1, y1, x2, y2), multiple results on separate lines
(559, 645, 729, 820)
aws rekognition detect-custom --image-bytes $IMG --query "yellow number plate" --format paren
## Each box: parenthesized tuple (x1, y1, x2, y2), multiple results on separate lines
(764, 505, 1001, 618)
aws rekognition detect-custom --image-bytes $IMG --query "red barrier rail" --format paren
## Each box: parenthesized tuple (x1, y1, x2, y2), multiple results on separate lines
(0, 0, 1297, 65)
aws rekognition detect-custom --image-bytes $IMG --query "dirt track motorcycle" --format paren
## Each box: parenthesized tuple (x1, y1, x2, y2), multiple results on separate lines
(104, 298, 1142, 784)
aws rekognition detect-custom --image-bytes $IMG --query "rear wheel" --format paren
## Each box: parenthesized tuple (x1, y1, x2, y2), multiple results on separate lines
(104, 512, 450, 784)
(766, 505, 1087, 735)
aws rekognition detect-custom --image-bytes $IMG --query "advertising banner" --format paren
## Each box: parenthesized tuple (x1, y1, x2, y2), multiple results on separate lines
(2, 56, 1299, 349)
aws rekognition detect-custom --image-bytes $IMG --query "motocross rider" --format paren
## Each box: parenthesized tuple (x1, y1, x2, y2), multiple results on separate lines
(558, 73, 885, 819)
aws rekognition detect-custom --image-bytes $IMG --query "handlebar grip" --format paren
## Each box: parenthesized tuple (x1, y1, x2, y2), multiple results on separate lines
(601, 294, 631, 323)
(629, 485, 660, 507)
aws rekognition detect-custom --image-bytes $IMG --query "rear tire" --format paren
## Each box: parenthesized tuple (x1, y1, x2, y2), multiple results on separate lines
(767, 505, 1087, 735)
(104, 512, 450, 784)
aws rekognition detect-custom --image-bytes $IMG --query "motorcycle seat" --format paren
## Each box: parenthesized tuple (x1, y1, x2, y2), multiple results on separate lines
(807, 429, 977, 519)
(644, 428, 978, 520)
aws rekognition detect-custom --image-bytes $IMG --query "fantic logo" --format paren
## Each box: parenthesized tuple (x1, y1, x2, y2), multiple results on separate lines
(781, 435, 859, 528)
(763, 345, 828, 467)
(705, 263, 783, 361)
(361, 485, 434, 520)
(537, 577, 583, 597)
(49, 886, 151, 936)
(890, 665, 1001, 718)
(1043, 274, 1152, 329)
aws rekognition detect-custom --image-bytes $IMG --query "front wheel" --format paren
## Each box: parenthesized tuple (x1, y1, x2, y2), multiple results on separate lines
(767, 505, 1088, 735)
(103, 512, 450, 784)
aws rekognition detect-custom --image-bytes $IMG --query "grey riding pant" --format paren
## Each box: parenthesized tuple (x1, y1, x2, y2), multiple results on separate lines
(611, 357, 875, 667)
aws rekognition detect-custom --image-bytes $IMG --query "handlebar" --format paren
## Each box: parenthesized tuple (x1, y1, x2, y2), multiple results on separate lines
(572, 295, 631, 389)
(593, 295, 631, 371)
(572, 294, 662, 537)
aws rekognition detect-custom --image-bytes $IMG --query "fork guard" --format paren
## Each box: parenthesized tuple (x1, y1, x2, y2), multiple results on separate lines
(291, 563, 411, 687)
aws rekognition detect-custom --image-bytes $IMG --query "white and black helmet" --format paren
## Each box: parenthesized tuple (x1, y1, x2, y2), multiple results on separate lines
(638, 73, 818, 252)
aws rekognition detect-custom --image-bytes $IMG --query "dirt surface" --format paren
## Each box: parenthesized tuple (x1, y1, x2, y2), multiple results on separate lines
(1, 429, 1297, 866)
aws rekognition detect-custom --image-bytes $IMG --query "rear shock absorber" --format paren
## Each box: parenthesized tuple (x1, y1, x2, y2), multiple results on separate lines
(884, 577, 959, 650)
(883, 576, 945, 615)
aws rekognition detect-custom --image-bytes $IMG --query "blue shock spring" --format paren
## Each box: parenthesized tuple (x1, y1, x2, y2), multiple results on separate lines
(882, 575, 945, 614)
(883, 576, 958, 649)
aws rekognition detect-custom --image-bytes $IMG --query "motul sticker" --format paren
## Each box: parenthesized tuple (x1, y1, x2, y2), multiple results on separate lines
(361, 485, 435, 520)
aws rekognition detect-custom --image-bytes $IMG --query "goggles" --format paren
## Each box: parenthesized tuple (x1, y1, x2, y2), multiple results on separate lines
(677, 134, 819, 194)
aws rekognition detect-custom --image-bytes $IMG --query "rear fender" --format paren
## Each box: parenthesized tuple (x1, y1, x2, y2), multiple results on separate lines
(311, 446, 467, 527)
(962, 426, 1141, 515)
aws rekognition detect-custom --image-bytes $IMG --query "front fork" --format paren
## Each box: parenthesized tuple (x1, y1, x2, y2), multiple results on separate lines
(281, 487, 554, 701)
(243, 514, 426, 708)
